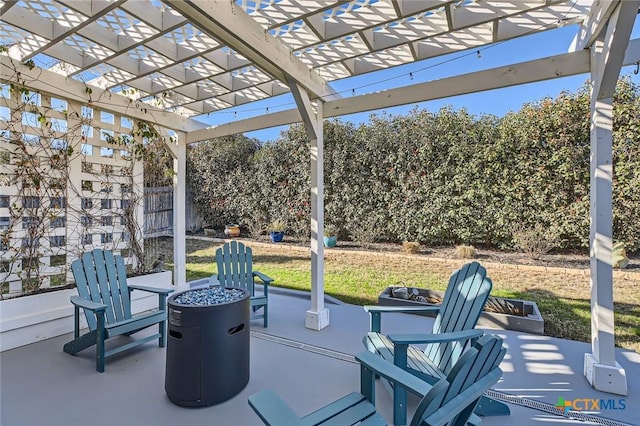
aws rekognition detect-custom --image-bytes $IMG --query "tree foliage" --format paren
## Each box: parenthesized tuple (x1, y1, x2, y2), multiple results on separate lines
(187, 78, 640, 251)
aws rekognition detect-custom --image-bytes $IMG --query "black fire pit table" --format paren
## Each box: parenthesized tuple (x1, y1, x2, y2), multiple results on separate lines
(165, 286, 250, 407)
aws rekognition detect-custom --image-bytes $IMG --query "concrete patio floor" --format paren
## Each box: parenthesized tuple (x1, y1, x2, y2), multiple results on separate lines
(1, 285, 638, 426)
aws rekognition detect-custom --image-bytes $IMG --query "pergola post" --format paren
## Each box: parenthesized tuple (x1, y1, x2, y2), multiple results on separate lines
(585, 93, 626, 394)
(583, 0, 637, 396)
(307, 108, 329, 330)
(288, 79, 329, 330)
(173, 136, 187, 290)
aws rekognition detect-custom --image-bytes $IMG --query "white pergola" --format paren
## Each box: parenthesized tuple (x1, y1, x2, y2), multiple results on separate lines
(1, 0, 638, 395)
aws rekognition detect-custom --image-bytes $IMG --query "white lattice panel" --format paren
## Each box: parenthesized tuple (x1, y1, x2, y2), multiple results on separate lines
(0, 82, 176, 295)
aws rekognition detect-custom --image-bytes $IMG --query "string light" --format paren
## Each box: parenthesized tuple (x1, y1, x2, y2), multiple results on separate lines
(3, 1, 581, 125)
(189, 1, 579, 119)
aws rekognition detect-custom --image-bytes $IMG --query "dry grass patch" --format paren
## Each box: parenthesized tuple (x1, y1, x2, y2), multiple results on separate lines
(402, 241, 420, 254)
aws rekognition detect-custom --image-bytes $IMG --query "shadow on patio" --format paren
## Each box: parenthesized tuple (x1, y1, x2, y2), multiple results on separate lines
(1, 286, 638, 426)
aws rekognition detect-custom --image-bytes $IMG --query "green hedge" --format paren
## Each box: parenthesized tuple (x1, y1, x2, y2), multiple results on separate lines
(187, 78, 640, 251)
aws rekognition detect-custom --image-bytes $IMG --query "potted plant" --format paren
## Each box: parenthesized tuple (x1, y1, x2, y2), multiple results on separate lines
(323, 224, 338, 248)
(613, 241, 629, 269)
(268, 220, 286, 243)
(224, 224, 241, 238)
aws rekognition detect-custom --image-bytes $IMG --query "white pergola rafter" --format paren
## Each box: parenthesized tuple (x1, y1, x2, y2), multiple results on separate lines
(0, 0, 596, 117)
(0, 0, 17, 17)
(165, 0, 338, 102)
(4, 0, 125, 62)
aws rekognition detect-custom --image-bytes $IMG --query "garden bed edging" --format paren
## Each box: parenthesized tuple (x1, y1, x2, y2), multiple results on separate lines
(378, 287, 544, 335)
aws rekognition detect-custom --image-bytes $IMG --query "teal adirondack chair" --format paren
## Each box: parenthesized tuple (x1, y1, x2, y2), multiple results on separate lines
(249, 335, 506, 426)
(212, 240, 272, 327)
(363, 261, 509, 425)
(63, 249, 173, 372)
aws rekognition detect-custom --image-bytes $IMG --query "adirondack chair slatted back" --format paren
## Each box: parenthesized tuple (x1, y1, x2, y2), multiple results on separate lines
(424, 261, 492, 373)
(409, 381, 450, 426)
(71, 249, 132, 330)
(442, 335, 506, 425)
(216, 241, 254, 294)
(411, 335, 505, 426)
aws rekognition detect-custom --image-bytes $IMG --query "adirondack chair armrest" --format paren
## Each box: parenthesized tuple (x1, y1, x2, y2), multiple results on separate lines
(387, 328, 484, 345)
(127, 284, 174, 296)
(364, 305, 441, 332)
(70, 295, 107, 312)
(253, 271, 273, 286)
(355, 351, 433, 396)
(248, 389, 303, 426)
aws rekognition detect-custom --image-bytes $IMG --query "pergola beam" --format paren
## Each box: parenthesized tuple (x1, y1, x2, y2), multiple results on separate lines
(590, 2, 639, 99)
(186, 39, 640, 143)
(164, 0, 337, 102)
(571, 0, 620, 51)
(0, 0, 17, 17)
(0, 56, 207, 133)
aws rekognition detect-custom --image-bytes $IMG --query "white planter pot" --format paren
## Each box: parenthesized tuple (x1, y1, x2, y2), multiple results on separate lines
(0, 271, 174, 352)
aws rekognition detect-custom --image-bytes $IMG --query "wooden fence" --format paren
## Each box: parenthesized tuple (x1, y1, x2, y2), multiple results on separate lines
(144, 187, 173, 238)
(144, 186, 204, 237)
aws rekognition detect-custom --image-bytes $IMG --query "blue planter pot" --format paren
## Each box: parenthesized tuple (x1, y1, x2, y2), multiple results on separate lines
(323, 236, 337, 248)
(269, 231, 284, 243)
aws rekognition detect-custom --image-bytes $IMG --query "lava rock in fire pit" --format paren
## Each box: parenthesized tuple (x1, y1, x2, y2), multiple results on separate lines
(173, 286, 246, 306)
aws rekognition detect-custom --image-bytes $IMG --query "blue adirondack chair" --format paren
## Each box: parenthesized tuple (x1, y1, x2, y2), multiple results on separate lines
(63, 249, 174, 372)
(249, 334, 506, 426)
(363, 261, 510, 425)
(212, 240, 272, 327)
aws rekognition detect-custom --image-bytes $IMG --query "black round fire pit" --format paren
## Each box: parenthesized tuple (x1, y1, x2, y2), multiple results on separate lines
(165, 286, 250, 407)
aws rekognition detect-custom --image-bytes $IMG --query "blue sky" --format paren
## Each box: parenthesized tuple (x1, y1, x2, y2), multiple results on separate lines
(198, 20, 640, 142)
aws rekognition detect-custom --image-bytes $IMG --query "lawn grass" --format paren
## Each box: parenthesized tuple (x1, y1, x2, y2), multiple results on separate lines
(159, 237, 640, 353)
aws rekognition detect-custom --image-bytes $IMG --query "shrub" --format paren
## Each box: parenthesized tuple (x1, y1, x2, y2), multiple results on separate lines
(512, 223, 559, 259)
(187, 79, 640, 251)
(402, 241, 420, 254)
(245, 218, 266, 238)
(454, 245, 477, 259)
(350, 216, 380, 248)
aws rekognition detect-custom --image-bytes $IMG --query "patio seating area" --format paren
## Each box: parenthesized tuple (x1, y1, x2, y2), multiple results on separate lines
(2, 2, 639, 414)
(1, 284, 638, 426)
